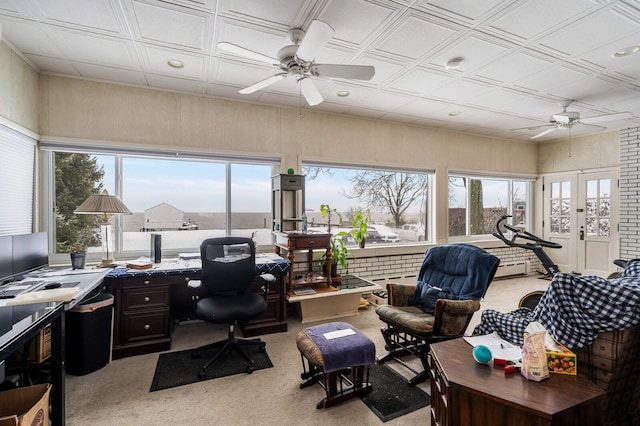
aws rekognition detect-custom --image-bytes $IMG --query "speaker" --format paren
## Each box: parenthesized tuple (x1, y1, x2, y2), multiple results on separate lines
(151, 234, 161, 263)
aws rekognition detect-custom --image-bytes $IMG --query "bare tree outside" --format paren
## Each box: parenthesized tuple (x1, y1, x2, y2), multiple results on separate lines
(340, 170, 427, 227)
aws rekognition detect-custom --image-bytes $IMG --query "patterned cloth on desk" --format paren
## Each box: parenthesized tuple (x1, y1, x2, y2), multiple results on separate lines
(473, 260, 640, 349)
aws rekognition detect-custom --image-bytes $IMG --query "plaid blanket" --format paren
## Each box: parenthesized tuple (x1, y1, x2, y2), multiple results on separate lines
(473, 260, 640, 349)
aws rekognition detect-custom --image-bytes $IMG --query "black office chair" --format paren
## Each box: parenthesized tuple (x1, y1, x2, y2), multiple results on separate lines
(191, 237, 274, 379)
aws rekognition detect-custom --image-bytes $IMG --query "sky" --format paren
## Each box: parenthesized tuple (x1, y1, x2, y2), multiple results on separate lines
(96, 155, 517, 214)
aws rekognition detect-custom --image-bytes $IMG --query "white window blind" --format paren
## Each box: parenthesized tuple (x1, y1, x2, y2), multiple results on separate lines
(0, 125, 36, 235)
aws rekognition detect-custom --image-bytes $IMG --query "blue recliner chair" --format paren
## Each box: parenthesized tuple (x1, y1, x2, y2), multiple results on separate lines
(376, 244, 499, 385)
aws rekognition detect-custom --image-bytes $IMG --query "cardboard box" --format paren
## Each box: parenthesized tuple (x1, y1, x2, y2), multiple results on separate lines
(546, 341, 577, 375)
(369, 293, 388, 307)
(10, 325, 51, 364)
(0, 383, 51, 425)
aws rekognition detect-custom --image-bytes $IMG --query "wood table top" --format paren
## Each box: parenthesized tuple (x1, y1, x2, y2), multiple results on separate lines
(430, 338, 605, 417)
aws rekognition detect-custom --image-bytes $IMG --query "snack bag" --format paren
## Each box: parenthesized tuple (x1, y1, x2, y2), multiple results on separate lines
(520, 330, 550, 382)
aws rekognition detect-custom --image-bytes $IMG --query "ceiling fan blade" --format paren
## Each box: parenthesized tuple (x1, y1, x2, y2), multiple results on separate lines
(218, 42, 277, 65)
(296, 20, 334, 63)
(510, 123, 553, 131)
(580, 111, 632, 124)
(531, 127, 558, 139)
(239, 74, 287, 94)
(299, 78, 323, 106)
(313, 64, 375, 80)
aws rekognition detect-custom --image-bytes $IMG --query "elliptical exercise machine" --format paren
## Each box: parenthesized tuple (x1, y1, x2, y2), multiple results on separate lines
(492, 210, 562, 279)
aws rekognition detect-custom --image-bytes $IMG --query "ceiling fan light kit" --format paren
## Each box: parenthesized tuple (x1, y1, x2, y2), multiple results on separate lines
(445, 57, 463, 70)
(512, 100, 633, 139)
(217, 20, 375, 107)
(611, 45, 640, 58)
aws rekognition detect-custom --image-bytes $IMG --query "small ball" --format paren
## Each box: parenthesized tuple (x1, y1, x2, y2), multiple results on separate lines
(287, 168, 295, 174)
(472, 345, 493, 364)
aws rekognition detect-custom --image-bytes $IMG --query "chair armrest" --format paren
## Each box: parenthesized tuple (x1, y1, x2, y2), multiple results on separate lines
(258, 273, 275, 300)
(433, 299, 481, 336)
(386, 282, 417, 307)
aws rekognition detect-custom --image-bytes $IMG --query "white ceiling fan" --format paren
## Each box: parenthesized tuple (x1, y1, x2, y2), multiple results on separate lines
(218, 20, 375, 106)
(514, 100, 633, 139)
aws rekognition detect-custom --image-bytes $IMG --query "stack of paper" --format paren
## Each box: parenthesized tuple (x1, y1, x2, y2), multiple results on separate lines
(463, 333, 522, 361)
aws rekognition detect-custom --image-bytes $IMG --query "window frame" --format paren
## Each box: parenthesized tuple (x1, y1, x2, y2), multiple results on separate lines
(447, 171, 534, 241)
(301, 160, 435, 246)
(40, 142, 279, 264)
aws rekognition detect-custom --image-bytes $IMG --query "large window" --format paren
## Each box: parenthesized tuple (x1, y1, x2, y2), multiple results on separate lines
(301, 163, 433, 245)
(448, 174, 532, 238)
(44, 146, 277, 262)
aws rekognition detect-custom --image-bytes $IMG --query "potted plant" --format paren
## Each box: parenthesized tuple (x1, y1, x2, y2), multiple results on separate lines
(318, 231, 351, 279)
(320, 204, 342, 232)
(350, 208, 371, 248)
(57, 216, 100, 269)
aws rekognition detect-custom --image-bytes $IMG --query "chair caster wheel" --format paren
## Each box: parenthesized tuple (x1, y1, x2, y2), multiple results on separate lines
(198, 370, 207, 380)
(246, 365, 254, 374)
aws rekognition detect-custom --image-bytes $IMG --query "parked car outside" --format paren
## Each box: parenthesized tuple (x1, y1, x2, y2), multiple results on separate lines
(368, 224, 400, 243)
(398, 223, 425, 241)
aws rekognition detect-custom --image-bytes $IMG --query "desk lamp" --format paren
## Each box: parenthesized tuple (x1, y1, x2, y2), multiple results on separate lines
(74, 189, 131, 268)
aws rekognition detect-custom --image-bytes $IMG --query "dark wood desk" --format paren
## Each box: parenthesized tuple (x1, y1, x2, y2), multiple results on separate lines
(429, 338, 605, 426)
(0, 302, 65, 425)
(104, 255, 290, 359)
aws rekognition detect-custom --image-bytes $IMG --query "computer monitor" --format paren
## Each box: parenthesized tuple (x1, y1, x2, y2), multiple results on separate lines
(0, 235, 12, 283)
(11, 232, 48, 280)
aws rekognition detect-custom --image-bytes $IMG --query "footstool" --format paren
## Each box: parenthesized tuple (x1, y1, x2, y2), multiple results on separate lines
(296, 321, 375, 408)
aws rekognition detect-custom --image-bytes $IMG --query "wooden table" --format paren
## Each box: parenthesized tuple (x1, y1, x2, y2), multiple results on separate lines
(286, 275, 381, 324)
(429, 338, 605, 426)
(273, 231, 332, 290)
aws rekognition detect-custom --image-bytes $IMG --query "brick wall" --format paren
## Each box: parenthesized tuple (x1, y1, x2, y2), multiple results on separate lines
(300, 244, 542, 283)
(619, 126, 640, 260)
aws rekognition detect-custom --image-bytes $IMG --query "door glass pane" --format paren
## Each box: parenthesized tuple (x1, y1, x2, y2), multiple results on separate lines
(550, 180, 570, 234)
(584, 178, 611, 237)
(586, 180, 597, 198)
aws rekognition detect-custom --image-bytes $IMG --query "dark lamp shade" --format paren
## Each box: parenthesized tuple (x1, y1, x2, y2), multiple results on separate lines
(74, 189, 132, 215)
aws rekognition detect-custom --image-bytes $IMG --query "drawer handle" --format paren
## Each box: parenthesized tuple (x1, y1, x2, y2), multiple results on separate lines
(308, 241, 315, 246)
(144, 324, 150, 330)
(144, 297, 150, 302)
(144, 280, 150, 285)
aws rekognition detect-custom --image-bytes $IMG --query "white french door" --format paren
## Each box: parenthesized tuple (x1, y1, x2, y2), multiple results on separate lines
(542, 170, 618, 277)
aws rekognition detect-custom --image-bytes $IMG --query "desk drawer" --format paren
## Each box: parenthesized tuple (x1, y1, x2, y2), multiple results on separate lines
(288, 235, 330, 250)
(122, 310, 170, 343)
(119, 275, 169, 288)
(122, 286, 170, 311)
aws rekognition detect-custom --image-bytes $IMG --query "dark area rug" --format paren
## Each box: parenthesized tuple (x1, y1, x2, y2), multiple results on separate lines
(360, 364, 430, 422)
(150, 342, 273, 392)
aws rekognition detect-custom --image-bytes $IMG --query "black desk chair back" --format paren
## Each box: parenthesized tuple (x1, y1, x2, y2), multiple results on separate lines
(191, 237, 274, 379)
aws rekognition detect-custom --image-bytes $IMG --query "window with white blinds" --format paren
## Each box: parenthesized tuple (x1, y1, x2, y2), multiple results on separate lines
(0, 125, 36, 236)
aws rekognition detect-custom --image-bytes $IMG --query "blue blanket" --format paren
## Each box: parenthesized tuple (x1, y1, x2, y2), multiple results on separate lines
(409, 244, 500, 313)
(303, 322, 375, 373)
(474, 260, 640, 349)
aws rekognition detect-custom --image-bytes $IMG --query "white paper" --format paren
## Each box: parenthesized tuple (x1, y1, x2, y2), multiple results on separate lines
(464, 333, 522, 361)
(41, 268, 104, 276)
(323, 328, 356, 340)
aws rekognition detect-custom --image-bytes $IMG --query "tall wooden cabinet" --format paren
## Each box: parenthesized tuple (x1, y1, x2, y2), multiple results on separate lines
(272, 174, 305, 232)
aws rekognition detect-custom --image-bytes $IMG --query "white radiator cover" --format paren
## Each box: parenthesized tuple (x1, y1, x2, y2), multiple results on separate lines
(495, 260, 530, 278)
